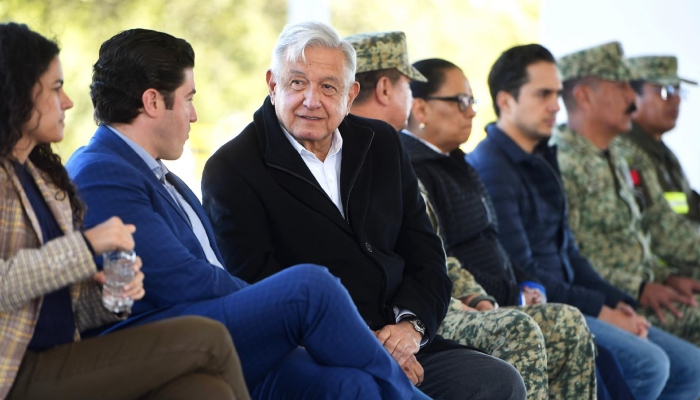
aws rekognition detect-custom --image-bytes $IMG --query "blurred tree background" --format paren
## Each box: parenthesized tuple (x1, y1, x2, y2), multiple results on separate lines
(1, 0, 540, 196)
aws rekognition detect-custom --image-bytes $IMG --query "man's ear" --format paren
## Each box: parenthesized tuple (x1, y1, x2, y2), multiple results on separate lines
(496, 90, 513, 117)
(572, 83, 592, 111)
(374, 76, 392, 107)
(266, 69, 277, 104)
(346, 81, 360, 113)
(141, 88, 161, 118)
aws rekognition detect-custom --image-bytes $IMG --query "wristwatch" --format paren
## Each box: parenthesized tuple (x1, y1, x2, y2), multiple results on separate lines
(404, 317, 426, 337)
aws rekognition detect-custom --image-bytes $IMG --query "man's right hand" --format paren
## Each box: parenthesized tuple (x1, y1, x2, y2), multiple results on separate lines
(639, 282, 691, 323)
(598, 304, 647, 338)
(83, 216, 136, 256)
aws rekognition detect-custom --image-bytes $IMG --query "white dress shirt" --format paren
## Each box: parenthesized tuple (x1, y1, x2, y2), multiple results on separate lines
(282, 125, 345, 217)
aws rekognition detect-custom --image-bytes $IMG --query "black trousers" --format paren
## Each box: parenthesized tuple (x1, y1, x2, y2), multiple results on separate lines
(417, 347, 527, 400)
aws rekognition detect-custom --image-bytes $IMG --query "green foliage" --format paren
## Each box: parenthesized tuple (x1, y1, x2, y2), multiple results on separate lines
(1, 0, 287, 171)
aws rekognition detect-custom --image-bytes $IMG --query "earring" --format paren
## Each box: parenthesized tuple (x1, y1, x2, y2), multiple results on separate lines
(419, 123, 425, 130)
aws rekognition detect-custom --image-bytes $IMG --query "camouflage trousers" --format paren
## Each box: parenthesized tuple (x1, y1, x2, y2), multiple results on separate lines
(641, 292, 700, 346)
(438, 301, 596, 400)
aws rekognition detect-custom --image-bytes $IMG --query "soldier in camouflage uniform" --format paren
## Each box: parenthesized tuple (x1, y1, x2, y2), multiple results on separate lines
(553, 42, 700, 399)
(347, 31, 596, 400)
(621, 56, 700, 223)
(615, 57, 700, 279)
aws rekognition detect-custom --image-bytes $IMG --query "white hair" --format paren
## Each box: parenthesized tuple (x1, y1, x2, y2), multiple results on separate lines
(270, 21, 356, 88)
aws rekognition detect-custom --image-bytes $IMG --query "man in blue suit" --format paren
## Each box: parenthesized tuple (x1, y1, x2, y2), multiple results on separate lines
(66, 28, 421, 400)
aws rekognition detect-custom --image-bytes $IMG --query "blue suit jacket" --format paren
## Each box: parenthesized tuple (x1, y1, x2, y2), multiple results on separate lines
(66, 125, 248, 316)
(468, 124, 635, 316)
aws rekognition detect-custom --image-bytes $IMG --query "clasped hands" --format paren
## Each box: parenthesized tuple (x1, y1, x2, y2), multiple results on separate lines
(640, 276, 700, 323)
(599, 302, 651, 339)
(374, 321, 424, 386)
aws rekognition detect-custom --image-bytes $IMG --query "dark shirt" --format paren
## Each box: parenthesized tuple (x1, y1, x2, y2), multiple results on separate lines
(12, 161, 76, 351)
(467, 124, 635, 316)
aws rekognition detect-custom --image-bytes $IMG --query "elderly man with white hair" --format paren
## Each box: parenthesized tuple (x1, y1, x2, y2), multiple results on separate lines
(203, 21, 526, 400)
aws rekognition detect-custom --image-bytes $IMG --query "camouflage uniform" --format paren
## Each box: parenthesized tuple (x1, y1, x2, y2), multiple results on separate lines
(619, 121, 700, 224)
(554, 125, 700, 345)
(621, 57, 699, 225)
(615, 134, 700, 278)
(421, 182, 596, 400)
(555, 44, 700, 345)
(440, 258, 597, 400)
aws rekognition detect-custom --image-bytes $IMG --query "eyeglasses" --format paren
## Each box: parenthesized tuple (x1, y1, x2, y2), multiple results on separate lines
(425, 94, 478, 113)
(650, 84, 687, 101)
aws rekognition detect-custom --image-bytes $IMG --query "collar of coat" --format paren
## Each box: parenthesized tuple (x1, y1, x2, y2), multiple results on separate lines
(399, 131, 465, 164)
(552, 123, 625, 161)
(252, 96, 377, 214)
(625, 121, 673, 161)
(1, 158, 75, 240)
(484, 122, 556, 166)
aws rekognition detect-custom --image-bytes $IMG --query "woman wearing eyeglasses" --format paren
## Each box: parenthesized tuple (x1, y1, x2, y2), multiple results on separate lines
(403, 60, 477, 155)
(0, 22, 249, 400)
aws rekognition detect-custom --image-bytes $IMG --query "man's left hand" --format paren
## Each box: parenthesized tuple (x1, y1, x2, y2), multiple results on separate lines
(374, 321, 422, 366)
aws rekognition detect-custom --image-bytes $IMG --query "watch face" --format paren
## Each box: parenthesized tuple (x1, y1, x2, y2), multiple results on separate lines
(411, 319, 425, 335)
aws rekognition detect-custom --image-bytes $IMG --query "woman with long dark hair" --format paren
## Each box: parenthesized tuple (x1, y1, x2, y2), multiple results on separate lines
(0, 22, 249, 400)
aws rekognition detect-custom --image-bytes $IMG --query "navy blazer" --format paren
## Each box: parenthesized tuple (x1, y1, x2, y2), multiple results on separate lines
(468, 124, 634, 316)
(66, 125, 248, 316)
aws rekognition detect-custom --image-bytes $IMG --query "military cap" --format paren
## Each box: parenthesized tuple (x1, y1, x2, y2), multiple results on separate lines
(344, 31, 426, 82)
(627, 56, 697, 86)
(557, 42, 637, 82)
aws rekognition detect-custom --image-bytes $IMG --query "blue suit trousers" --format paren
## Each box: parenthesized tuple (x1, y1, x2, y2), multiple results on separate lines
(109, 264, 416, 399)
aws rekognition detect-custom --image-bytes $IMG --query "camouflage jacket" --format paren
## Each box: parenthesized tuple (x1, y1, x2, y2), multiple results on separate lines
(552, 125, 671, 297)
(615, 127, 700, 275)
(619, 122, 700, 223)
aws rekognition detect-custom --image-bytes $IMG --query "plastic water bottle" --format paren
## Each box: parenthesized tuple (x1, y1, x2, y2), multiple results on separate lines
(102, 250, 136, 313)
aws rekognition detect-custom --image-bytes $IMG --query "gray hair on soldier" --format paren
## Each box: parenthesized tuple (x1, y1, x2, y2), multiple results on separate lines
(270, 21, 357, 88)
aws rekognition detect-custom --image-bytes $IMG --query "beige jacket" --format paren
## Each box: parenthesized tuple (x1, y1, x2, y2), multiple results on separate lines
(0, 159, 120, 398)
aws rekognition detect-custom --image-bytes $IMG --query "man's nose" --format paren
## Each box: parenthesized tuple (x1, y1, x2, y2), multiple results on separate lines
(303, 86, 322, 109)
(550, 97, 560, 113)
(190, 103, 198, 123)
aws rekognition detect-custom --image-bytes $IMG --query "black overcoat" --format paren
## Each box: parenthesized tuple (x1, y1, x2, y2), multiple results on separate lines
(202, 97, 452, 349)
